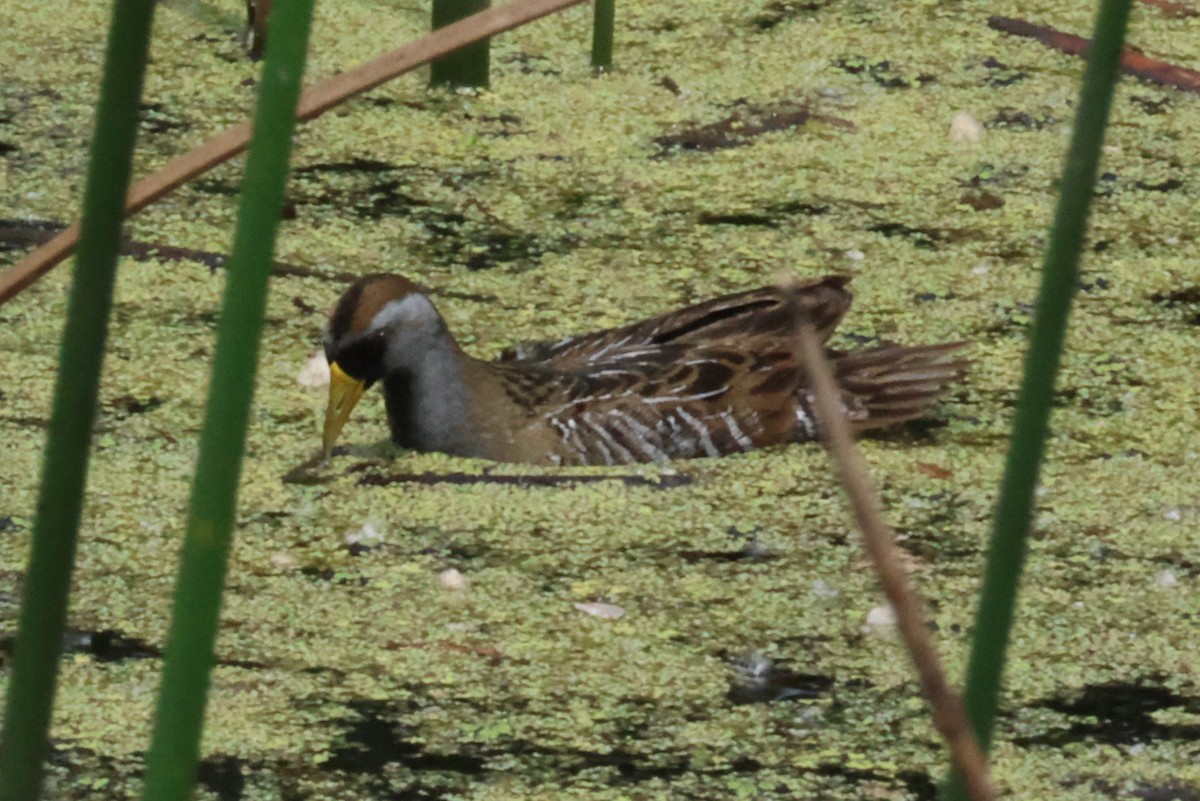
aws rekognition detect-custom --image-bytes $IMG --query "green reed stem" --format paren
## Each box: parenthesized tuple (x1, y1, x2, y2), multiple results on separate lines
(430, 0, 491, 88)
(591, 0, 614, 71)
(139, 0, 315, 798)
(944, 0, 1132, 797)
(0, 2, 156, 799)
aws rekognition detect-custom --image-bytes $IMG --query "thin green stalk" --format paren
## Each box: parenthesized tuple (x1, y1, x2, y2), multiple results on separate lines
(430, 0, 491, 88)
(591, 0, 614, 71)
(0, 1, 156, 799)
(139, 0, 315, 798)
(945, 0, 1132, 797)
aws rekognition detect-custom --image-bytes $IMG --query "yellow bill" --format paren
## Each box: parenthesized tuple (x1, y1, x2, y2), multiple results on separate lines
(323, 361, 366, 455)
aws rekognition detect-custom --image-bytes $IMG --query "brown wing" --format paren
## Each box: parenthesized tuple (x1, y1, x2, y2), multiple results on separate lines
(492, 342, 805, 466)
(497, 276, 852, 371)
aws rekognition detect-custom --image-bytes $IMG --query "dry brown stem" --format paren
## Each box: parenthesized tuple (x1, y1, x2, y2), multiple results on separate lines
(988, 14, 1200, 93)
(794, 319, 994, 801)
(0, 0, 588, 305)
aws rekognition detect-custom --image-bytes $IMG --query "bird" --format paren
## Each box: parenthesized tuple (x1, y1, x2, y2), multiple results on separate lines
(320, 273, 966, 465)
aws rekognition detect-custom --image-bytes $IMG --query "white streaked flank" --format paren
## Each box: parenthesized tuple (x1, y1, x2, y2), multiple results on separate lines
(719, 409, 754, 450)
(580, 413, 636, 463)
(606, 410, 667, 462)
(675, 408, 720, 457)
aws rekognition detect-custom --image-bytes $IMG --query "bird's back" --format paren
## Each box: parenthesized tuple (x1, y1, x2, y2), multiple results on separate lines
(480, 278, 856, 465)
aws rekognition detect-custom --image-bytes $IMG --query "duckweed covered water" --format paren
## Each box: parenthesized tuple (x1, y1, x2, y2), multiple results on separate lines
(1, 1, 1198, 798)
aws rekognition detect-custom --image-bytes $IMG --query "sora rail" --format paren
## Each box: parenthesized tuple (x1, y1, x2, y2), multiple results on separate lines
(320, 274, 965, 465)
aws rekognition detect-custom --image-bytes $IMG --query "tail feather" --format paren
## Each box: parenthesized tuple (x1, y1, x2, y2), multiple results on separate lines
(828, 342, 967, 432)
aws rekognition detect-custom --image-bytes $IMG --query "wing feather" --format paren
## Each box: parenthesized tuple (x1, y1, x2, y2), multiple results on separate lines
(497, 277, 851, 371)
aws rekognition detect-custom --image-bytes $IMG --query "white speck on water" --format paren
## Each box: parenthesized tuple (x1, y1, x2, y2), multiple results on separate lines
(345, 521, 384, 546)
(1154, 570, 1178, 589)
(811, 579, 839, 599)
(296, 348, 330, 387)
(949, 111, 983, 143)
(574, 601, 625, 620)
(438, 568, 468, 590)
(864, 604, 896, 630)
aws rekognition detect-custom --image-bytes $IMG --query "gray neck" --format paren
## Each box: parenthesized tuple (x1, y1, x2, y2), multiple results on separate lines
(381, 329, 478, 456)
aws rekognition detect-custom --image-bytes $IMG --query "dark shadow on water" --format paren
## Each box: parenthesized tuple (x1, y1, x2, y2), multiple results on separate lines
(328, 700, 486, 777)
(680, 526, 780, 564)
(726, 655, 835, 705)
(197, 755, 246, 801)
(1015, 681, 1200, 747)
(62, 629, 160, 662)
(354, 470, 694, 490)
(1086, 779, 1200, 801)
